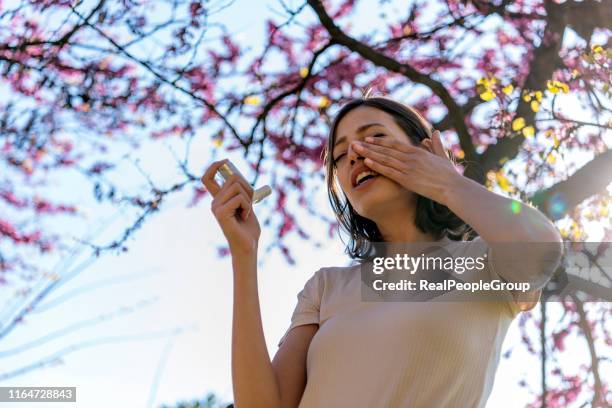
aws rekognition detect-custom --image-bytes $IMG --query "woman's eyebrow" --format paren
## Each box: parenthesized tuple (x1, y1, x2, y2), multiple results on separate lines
(334, 122, 385, 148)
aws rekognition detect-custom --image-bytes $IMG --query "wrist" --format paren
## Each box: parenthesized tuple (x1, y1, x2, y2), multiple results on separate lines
(230, 244, 258, 262)
(231, 251, 258, 281)
(439, 173, 482, 208)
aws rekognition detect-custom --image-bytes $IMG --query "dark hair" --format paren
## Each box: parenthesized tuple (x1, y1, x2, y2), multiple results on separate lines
(324, 95, 474, 260)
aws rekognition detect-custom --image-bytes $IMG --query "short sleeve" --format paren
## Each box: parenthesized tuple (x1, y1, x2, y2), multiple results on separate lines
(277, 269, 323, 347)
(470, 236, 541, 317)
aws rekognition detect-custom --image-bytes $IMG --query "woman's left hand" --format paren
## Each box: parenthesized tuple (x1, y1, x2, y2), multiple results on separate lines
(351, 130, 462, 205)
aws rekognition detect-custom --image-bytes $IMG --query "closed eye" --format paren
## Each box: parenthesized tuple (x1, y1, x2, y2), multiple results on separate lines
(332, 133, 383, 165)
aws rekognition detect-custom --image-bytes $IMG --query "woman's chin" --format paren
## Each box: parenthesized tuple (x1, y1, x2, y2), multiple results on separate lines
(354, 196, 396, 219)
(352, 189, 414, 220)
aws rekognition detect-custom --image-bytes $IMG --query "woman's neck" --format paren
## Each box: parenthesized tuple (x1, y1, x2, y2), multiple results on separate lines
(375, 208, 436, 243)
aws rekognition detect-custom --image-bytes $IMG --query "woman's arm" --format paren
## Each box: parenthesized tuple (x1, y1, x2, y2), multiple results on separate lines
(272, 324, 319, 407)
(442, 176, 563, 310)
(202, 159, 280, 407)
(355, 131, 564, 301)
(231, 253, 282, 407)
(441, 175, 561, 245)
(233, 253, 317, 407)
(203, 159, 314, 407)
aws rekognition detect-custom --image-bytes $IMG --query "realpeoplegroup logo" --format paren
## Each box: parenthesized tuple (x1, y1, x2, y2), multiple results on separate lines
(370, 278, 532, 293)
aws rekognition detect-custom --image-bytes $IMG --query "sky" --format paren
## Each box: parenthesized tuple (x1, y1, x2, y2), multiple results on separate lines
(0, 1, 609, 407)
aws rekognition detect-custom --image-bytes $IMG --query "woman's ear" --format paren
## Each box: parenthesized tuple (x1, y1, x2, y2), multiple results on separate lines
(420, 138, 434, 153)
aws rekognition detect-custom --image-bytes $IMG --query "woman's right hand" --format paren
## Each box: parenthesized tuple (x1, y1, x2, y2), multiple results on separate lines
(201, 159, 261, 256)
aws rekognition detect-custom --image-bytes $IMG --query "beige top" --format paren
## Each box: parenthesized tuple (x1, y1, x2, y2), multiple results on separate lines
(278, 236, 522, 408)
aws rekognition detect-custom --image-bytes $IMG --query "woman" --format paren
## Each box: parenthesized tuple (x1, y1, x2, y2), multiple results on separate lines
(201, 96, 563, 407)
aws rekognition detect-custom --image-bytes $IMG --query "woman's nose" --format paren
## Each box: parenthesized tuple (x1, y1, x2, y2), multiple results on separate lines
(348, 141, 364, 165)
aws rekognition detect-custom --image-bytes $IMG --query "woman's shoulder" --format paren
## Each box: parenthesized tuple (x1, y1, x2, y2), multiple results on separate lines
(316, 262, 361, 277)
(311, 263, 361, 287)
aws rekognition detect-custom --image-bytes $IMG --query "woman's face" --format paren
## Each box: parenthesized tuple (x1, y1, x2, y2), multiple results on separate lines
(331, 106, 425, 220)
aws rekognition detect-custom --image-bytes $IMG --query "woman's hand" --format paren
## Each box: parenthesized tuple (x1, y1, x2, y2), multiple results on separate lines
(351, 130, 462, 205)
(201, 159, 261, 256)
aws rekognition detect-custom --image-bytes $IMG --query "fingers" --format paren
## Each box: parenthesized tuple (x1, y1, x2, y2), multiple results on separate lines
(431, 130, 449, 159)
(364, 135, 420, 154)
(353, 142, 407, 171)
(352, 141, 407, 162)
(210, 173, 254, 221)
(216, 176, 253, 206)
(363, 131, 448, 160)
(201, 160, 255, 200)
(213, 192, 251, 222)
(420, 138, 434, 154)
(363, 157, 405, 184)
(201, 159, 229, 196)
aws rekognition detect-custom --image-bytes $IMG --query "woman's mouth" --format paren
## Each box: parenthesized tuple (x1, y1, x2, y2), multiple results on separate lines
(354, 170, 379, 190)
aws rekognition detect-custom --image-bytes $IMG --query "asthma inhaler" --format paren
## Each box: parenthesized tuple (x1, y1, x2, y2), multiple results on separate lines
(215, 161, 272, 204)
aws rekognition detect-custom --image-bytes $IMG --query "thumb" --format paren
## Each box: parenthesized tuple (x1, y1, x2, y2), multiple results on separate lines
(431, 130, 448, 159)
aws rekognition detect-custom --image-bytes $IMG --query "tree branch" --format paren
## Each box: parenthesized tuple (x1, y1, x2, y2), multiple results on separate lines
(481, 0, 612, 174)
(481, 1, 566, 173)
(529, 150, 612, 220)
(572, 295, 604, 407)
(306, 0, 480, 179)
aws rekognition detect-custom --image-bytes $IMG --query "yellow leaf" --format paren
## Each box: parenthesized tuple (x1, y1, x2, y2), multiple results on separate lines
(512, 117, 526, 131)
(496, 172, 513, 192)
(546, 152, 556, 164)
(244, 95, 261, 105)
(560, 82, 569, 93)
(480, 90, 495, 101)
(547, 80, 569, 94)
(553, 136, 560, 148)
(477, 76, 497, 87)
(592, 45, 603, 54)
(318, 96, 330, 108)
(522, 126, 535, 138)
(535, 91, 543, 101)
(530, 100, 540, 112)
(502, 84, 514, 95)
(299, 67, 309, 78)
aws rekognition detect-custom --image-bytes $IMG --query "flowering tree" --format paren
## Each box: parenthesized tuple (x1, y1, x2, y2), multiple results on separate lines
(1, 0, 610, 405)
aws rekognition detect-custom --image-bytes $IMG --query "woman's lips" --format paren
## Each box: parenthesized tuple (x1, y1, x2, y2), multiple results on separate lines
(353, 175, 378, 190)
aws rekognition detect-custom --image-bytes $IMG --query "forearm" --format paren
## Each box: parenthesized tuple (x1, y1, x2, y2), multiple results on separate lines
(441, 175, 563, 287)
(442, 175, 561, 244)
(231, 252, 281, 408)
